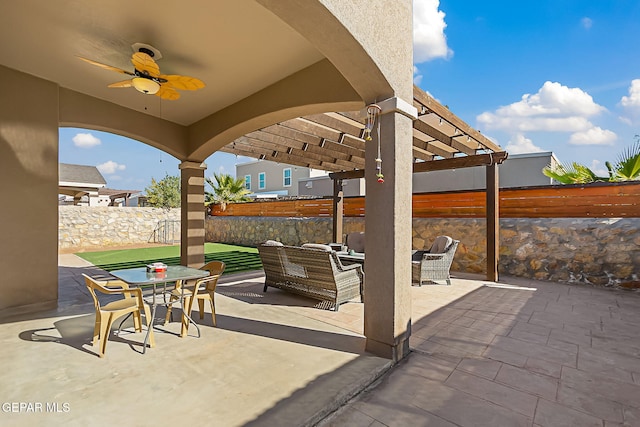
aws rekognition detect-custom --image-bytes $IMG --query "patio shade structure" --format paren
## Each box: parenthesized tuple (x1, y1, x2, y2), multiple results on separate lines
(219, 85, 507, 281)
(220, 86, 506, 173)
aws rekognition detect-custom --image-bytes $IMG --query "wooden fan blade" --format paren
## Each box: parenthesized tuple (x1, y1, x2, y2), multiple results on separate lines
(160, 75, 205, 91)
(107, 80, 133, 88)
(131, 52, 160, 77)
(78, 56, 134, 75)
(156, 85, 180, 100)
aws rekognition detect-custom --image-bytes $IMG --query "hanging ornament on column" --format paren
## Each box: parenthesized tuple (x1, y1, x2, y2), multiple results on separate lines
(364, 104, 381, 141)
(364, 103, 384, 183)
(376, 157, 384, 183)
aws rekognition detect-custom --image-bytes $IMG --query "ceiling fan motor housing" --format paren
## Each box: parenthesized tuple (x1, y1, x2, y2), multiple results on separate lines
(131, 42, 163, 60)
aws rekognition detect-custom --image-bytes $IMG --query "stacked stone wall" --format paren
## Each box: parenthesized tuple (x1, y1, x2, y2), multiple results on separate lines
(205, 216, 639, 287)
(58, 206, 180, 249)
(58, 208, 638, 286)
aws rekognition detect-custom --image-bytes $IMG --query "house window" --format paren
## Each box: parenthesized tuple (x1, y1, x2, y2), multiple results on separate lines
(258, 172, 266, 189)
(283, 168, 292, 187)
(244, 175, 251, 190)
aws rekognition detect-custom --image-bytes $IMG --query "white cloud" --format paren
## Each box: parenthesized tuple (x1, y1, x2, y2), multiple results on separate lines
(477, 81, 606, 132)
(72, 132, 101, 148)
(620, 79, 640, 123)
(621, 79, 640, 108)
(476, 114, 594, 132)
(589, 160, 609, 177)
(413, 0, 453, 63)
(569, 127, 617, 145)
(504, 134, 544, 154)
(97, 160, 126, 174)
(581, 17, 593, 30)
(413, 65, 423, 85)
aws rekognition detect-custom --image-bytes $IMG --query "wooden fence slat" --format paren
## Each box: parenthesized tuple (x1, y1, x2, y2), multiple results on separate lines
(209, 182, 640, 218)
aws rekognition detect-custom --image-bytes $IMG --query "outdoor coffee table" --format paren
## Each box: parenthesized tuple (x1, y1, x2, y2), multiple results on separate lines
(336, 251, 365, 267)
(110, 265, 209, 353)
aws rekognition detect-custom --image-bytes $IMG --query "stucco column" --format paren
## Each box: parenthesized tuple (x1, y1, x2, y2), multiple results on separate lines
(0, 66, 59, 311)
(364, 97, 416, 362)
(179, 161, 207, 267)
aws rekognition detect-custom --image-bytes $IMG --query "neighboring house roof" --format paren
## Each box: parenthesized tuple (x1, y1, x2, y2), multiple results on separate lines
(59, 163, 107, 187)
(99, 188, 142, 204)
(98, 188, 141, 197)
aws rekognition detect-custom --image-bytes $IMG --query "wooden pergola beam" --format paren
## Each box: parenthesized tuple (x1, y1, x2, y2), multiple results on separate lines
(412, 151, 508, 173)
(413, 119, 477, 156)
(413, 137, 456, 158)
(219, 145, 345, 172)
(413, 87, 502, 153)
(329, 151, 508, 180)
(303, 112, 363, 138)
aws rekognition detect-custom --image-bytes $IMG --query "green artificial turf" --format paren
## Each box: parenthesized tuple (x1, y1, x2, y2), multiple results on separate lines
(76, 243, 262, 275)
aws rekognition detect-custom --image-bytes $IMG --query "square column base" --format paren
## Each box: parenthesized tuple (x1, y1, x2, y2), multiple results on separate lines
(366, 336, 410, 363)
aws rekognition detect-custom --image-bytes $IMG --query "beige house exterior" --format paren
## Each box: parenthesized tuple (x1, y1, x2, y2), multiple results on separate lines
(236, 159, 327, 197)
(234, 152, 558, 197)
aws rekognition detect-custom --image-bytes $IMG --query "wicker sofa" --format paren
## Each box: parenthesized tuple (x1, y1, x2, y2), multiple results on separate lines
(257, 241, 364, 311)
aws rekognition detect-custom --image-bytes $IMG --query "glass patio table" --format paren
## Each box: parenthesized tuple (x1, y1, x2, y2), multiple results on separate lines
(110, 266, 209, 353)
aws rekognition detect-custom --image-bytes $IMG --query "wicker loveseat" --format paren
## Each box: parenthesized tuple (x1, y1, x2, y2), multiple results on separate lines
(257, 241, 364, 311)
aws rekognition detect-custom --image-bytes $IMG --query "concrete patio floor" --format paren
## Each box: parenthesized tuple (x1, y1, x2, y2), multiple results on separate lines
(1, 254, 639, 426)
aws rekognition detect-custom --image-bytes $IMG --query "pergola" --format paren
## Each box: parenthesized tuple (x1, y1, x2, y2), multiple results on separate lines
(220, 85, 507, 281)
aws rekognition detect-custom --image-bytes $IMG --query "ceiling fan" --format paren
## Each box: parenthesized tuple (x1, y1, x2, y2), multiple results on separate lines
(78, 44, 205, 100)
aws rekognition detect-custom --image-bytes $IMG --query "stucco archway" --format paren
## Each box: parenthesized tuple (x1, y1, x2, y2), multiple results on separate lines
(1, 0, 415, 360)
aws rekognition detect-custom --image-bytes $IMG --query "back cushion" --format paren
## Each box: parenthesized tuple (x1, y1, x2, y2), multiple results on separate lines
(302, 243, 332, 252)
(346, 232, 365, 253)
(429, 236, 453, 254)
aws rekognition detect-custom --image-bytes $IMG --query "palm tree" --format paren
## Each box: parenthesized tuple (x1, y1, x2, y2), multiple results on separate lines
(205, 173, 251, 211)
(542, 162, 607, 184)
(605, 138, 640, 181)
(543, 136, 640, 184)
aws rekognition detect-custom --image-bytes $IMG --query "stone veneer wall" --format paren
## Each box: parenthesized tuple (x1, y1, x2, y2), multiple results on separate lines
(59, 206, 180, 249)
(205, 216, 639, 287)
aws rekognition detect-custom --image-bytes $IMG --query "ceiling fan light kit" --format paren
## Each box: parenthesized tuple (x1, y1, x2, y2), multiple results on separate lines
(132, 77, 160, 94)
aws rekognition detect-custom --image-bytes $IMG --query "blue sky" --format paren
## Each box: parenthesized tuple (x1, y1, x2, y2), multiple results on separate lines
(60, 0, 640, 191)
(414, 0, 640, 176)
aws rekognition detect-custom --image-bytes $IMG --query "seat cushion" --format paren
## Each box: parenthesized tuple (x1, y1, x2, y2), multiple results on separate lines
(263, 240, 284, 246)
(411, 250, 424, 262)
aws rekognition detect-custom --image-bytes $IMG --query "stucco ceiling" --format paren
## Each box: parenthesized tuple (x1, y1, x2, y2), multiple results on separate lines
(0, 0, 324, 126)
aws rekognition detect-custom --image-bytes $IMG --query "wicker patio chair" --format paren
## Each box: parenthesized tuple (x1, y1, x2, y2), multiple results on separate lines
(412, 236, 459, 286)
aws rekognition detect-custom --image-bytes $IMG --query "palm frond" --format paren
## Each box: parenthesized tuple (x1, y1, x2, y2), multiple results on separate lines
(611, 141, 640, 181)
(542, 162, 599, 184)
(205, 173, 251, 209)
